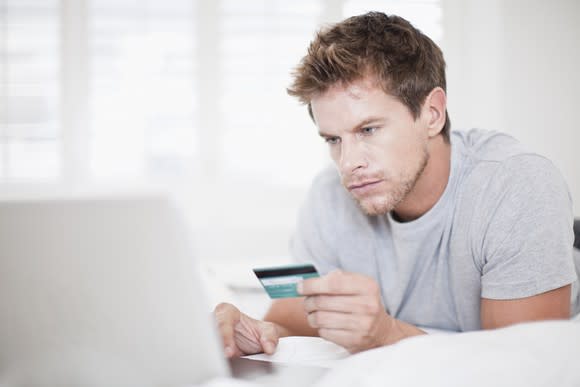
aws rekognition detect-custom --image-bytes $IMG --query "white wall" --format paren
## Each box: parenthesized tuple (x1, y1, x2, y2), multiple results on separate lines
(442, 0, 580, 215)
(174, 182, 310, 264)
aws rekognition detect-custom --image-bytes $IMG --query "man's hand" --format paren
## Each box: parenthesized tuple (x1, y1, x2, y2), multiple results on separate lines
(299, 270, 424, 353)
(213, 303, 280, 358)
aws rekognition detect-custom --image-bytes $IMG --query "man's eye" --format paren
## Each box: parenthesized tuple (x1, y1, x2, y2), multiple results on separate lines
(361, 127, 376, 135)
(325, 137, 340, 145)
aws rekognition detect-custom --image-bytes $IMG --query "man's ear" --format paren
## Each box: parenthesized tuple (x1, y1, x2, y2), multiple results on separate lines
(307, 103, 316, 124)
(423, 87, 447, 138)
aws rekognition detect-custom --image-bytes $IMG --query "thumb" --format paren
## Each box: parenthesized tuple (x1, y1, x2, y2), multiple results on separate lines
(259, 322, 280, 355)
(213, 303, 240, 358)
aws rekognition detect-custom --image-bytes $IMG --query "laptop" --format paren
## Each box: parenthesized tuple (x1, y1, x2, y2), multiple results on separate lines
(0, 192, 326, 386)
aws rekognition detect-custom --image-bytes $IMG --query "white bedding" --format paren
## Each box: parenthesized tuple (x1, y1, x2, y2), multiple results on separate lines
(314, 319, 580, 387)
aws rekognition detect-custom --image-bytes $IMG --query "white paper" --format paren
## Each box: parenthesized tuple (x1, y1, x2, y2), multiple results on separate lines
(192, 377, 261, 387)
(243, 336, 350, 368)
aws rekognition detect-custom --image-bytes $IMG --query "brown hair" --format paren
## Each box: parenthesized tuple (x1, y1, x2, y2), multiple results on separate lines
(287, 11, 451, 141)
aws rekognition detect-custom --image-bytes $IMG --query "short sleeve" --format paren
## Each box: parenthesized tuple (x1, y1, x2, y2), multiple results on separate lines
(289, 168, 341, 275)
(478, 155, 577, 300)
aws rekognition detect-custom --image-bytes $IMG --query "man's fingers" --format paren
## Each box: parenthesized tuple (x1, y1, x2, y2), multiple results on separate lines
(298, 270, 379, 296)
(260, 337, 275, 355)
(306, 310, 370, 330)
(259, 322, 279, 355)
(220, 323, 236, 357)
(298, 270, 348, 295)
(303, 295, 381, 315)
(213, 303, 282, 357)
(213, 303, 239, 357)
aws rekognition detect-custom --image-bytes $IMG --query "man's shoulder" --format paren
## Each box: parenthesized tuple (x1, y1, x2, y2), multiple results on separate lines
(453, 129, 564, 189)
(452, 130, 571, 235)
(463, 153, 569, 214)
(452, 129, 528, 163)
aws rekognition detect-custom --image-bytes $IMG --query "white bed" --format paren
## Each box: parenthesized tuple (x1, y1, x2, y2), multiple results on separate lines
(314, 318, 580, 387)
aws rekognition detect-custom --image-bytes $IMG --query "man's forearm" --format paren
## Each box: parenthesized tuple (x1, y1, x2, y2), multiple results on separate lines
(382, 316, 427, 345)
(263, 298, 319, 337)
(264, 297, 425, 345)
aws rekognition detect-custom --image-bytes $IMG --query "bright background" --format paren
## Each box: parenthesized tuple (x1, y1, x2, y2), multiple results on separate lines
(1, 0, 579, 274)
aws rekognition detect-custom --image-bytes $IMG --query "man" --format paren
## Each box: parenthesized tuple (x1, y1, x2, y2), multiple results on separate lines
(214, 11, 578, 356)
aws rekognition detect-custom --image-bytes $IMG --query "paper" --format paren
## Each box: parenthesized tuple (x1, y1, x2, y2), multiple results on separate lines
(243, 336, 349, 369)
(194, 377, 261, 387)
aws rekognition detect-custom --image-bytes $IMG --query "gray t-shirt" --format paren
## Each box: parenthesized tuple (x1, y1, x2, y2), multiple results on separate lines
(290, 129, 579, 332)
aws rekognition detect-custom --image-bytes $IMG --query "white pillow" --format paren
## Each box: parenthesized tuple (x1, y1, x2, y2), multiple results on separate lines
(314, 320, 580, 387)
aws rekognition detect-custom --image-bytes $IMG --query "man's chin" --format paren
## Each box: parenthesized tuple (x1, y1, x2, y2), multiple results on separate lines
(357, 196, 396, 216)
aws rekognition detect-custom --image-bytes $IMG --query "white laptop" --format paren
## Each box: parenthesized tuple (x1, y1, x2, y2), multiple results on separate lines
(0, 191, 327, 386)
(0, 192, 232, 386)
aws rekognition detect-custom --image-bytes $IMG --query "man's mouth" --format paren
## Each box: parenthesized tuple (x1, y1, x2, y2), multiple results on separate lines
(347, 180, 383, 195)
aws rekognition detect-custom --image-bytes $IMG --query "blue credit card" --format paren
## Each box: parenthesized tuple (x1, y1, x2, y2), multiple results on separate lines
(253, 263, 319, 299)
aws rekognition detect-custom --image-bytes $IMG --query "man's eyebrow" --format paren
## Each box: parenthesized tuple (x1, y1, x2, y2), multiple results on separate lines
(318, 117, 384, 138)
(351, 117, 384, 131)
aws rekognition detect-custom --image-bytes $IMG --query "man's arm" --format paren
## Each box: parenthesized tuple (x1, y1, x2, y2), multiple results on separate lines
(264, 287, 425, 347)
(472, 156, 576, 329)
(298, 270, 426, 353)
(263, 298, 319, 337)
(481, 284, 571, 329)
(297, 271, 572, 353)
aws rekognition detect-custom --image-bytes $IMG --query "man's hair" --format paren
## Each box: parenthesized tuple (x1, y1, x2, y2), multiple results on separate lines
(287, 11, 451, 141)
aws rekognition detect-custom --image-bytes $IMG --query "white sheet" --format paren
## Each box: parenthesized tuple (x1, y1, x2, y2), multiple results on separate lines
(314, 320, 580, 387)
(243, 336, 349, 368)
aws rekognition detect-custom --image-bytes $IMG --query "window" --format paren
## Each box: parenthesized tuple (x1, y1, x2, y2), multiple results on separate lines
(0, 0, 60, 180)
(219, 0, 326, 186)
(0, 0, 443, 187)
(89, 0, 198, 180)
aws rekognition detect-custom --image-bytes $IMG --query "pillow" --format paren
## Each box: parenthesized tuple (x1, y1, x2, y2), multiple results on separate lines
(314, 320, 580, 387)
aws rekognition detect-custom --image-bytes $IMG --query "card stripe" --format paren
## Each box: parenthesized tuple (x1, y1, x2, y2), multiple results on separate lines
(253, 264, 317, 279)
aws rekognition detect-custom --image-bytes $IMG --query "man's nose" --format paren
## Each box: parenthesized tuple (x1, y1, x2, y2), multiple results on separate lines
(339, 140, 367, 174)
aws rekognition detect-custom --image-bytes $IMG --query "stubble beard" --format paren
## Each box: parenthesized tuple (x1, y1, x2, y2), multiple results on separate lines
(356, 147, 429, 216)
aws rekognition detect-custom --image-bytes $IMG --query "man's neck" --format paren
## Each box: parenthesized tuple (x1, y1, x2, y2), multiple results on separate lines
(392, 135, 451, 222)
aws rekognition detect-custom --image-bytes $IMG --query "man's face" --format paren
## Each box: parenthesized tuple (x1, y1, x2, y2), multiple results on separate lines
(310, 78, 429, 216)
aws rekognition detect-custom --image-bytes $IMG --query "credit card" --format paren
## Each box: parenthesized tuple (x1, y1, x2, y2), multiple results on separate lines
(253, 263, 319, 299)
